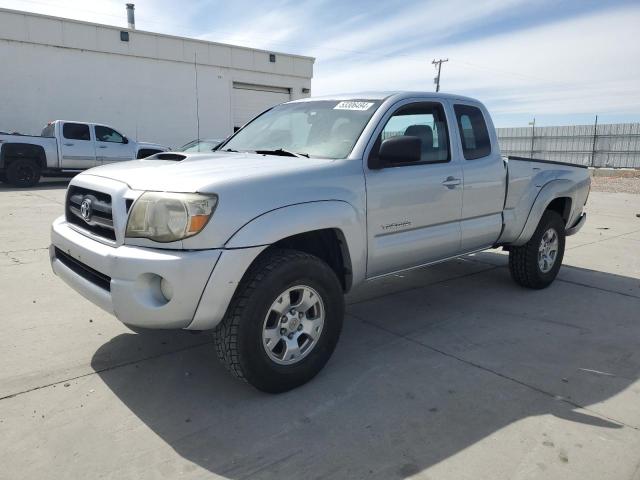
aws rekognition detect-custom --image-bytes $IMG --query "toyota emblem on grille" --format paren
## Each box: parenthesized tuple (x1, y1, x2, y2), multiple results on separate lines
(80, 198, 93, 222)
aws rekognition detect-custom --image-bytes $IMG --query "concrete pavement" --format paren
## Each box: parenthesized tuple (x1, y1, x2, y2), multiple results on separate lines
(1, 179, 639, 479)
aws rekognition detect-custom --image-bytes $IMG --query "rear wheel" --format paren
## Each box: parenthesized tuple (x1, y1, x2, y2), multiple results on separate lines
(213, 249, 344, 393)
(509, 210, 565, 289)
(6, 159, 41, 187)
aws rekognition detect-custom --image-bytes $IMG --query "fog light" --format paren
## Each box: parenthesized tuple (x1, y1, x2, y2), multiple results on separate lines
(160, 278, 174, 301)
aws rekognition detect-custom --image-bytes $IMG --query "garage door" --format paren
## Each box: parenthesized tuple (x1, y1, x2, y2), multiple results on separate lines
(232, 83, 291, 129)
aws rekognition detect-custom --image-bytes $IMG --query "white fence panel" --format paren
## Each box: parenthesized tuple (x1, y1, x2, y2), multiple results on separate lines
(497, 123, 640, 168)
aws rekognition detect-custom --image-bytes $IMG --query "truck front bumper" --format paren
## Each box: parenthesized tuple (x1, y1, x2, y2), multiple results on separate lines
(50, 216, 265, 330)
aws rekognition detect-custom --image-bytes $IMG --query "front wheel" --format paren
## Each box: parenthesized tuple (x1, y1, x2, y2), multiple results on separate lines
(213, 249, 344, 393)
(508, 210, 566, 289)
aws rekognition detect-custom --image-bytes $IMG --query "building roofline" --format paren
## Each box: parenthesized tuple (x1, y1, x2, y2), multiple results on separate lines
(0, 6, 315, 63)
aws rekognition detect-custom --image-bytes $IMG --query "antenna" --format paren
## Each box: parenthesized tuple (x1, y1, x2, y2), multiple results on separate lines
(194, 53, 200, 145)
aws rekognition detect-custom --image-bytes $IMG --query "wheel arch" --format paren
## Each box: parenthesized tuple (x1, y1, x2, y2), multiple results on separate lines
(546, 196, 572, 224)
(267, 228, 352, 291)
(511, 179, 578, 246)
(224, 200, 366, 290)
(0, 143, 47, 169)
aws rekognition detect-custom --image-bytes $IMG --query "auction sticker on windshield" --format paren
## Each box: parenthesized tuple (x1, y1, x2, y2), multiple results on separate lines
(334, 101, 375, 111)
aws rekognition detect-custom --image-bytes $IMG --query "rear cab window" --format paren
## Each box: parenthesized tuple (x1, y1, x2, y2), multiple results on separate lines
(453, 104, 491, 160)
(63, 123, 91, 141)
(41, 123, 54, 137)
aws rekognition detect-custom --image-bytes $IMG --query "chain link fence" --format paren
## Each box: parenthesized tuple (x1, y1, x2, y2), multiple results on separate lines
(496, 123, 640, 168)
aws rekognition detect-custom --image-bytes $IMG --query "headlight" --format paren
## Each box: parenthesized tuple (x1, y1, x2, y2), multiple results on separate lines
(125, 192, 217, 242)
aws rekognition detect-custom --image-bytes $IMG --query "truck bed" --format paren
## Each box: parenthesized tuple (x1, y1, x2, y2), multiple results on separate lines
(498, 155, 591, 245)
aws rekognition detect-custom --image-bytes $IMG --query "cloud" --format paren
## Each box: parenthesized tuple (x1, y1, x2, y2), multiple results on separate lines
(0, 0, 205, 36)
(312, 4, 640, 118)
(2, 0, 637, 123)
(195, 0, 331, 51)
(308, 0, 529, 62)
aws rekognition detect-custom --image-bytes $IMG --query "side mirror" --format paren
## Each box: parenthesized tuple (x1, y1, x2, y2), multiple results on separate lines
(369, 136, 421, 169)
(123, 136, 129, 144)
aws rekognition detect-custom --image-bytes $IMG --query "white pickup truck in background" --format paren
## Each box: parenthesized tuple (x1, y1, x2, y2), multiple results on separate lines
(0, 120, 169, 187)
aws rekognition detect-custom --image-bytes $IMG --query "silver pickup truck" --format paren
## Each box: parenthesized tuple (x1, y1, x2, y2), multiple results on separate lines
(50, 92, 590, 392)
(0, 120, 168, 187)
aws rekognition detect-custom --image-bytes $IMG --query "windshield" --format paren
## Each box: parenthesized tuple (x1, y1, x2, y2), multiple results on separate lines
(221, 100, 382, 159)
(179, 139, 222, 152)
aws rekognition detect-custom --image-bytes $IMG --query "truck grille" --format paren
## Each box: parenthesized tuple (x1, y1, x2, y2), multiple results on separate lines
(65, 186, 116, 241)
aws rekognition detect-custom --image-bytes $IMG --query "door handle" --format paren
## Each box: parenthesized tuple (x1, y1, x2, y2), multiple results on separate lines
(63, 143, 74, 146)
(442, 176, 461, 188)
(98, 145, 107, 149)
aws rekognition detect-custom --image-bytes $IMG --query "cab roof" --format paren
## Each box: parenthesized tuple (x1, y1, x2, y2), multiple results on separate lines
(290, 91, 480, 104)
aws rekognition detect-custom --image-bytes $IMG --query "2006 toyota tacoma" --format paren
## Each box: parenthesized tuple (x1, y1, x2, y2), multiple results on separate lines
(50, 92, 590, 392)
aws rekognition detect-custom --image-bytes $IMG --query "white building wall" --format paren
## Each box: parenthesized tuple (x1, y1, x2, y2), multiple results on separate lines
(0, 8, 314, 148)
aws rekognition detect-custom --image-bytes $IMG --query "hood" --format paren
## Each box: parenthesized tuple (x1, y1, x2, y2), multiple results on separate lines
(82, 152, 335, 192)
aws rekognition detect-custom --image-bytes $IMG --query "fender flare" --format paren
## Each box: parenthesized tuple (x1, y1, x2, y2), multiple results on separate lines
(224, 200, 367, 287)
(0, 142, 47, 169)
(512, 179, 578, 246)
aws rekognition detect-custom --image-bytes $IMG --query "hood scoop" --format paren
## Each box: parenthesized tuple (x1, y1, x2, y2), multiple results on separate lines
(148, 153, 186, 161)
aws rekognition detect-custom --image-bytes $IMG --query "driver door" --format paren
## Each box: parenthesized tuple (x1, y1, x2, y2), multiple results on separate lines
(364, 100, 463, 278)
(59, 122, 96, 169)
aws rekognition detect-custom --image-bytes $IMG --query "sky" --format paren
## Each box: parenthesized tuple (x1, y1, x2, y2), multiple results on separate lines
(1, 0, 639, 127)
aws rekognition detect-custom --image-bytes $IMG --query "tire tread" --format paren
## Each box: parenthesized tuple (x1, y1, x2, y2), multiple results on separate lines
(508, 210, 565, 289)
(213, 249, 321, 382)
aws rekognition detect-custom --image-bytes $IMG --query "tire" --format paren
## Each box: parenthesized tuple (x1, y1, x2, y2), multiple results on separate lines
(509, 210, 566, 289)
(6, 159, 41, 187)
(213, 248, 344, 393)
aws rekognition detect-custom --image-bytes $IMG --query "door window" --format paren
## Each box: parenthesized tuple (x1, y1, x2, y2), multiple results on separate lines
(95, 126, 125, 143)
(63, 123, 90, 141)
(454, 105, 491, 160)
(376, 102, 450, 164)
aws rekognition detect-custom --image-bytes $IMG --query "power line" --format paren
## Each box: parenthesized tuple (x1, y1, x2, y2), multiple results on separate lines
(432, 58, 448, 92)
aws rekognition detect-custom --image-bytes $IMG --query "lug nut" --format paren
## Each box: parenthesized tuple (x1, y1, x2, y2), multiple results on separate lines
(298, 312, 303, 318)
(288, 333, 294, 339)
(281, 316, 287, 323)
(297, 324, 303, 331)
(280, 328, 286, 335)
(290, 309, 296, 315)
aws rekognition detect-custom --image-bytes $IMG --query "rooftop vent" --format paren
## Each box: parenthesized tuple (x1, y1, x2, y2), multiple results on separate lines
(126, 3, 135, 29)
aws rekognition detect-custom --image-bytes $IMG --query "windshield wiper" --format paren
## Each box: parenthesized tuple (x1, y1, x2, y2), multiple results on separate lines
(253, 148, 309, 158)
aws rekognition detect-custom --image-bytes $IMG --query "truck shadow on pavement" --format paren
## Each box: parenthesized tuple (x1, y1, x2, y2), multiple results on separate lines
(91, 252, 640, 479)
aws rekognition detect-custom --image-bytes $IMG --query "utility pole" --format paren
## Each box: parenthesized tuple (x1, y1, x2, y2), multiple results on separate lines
(591, 114, 598, 167)
(432, 58, 448, 92)
(529, 117, 536, 158)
